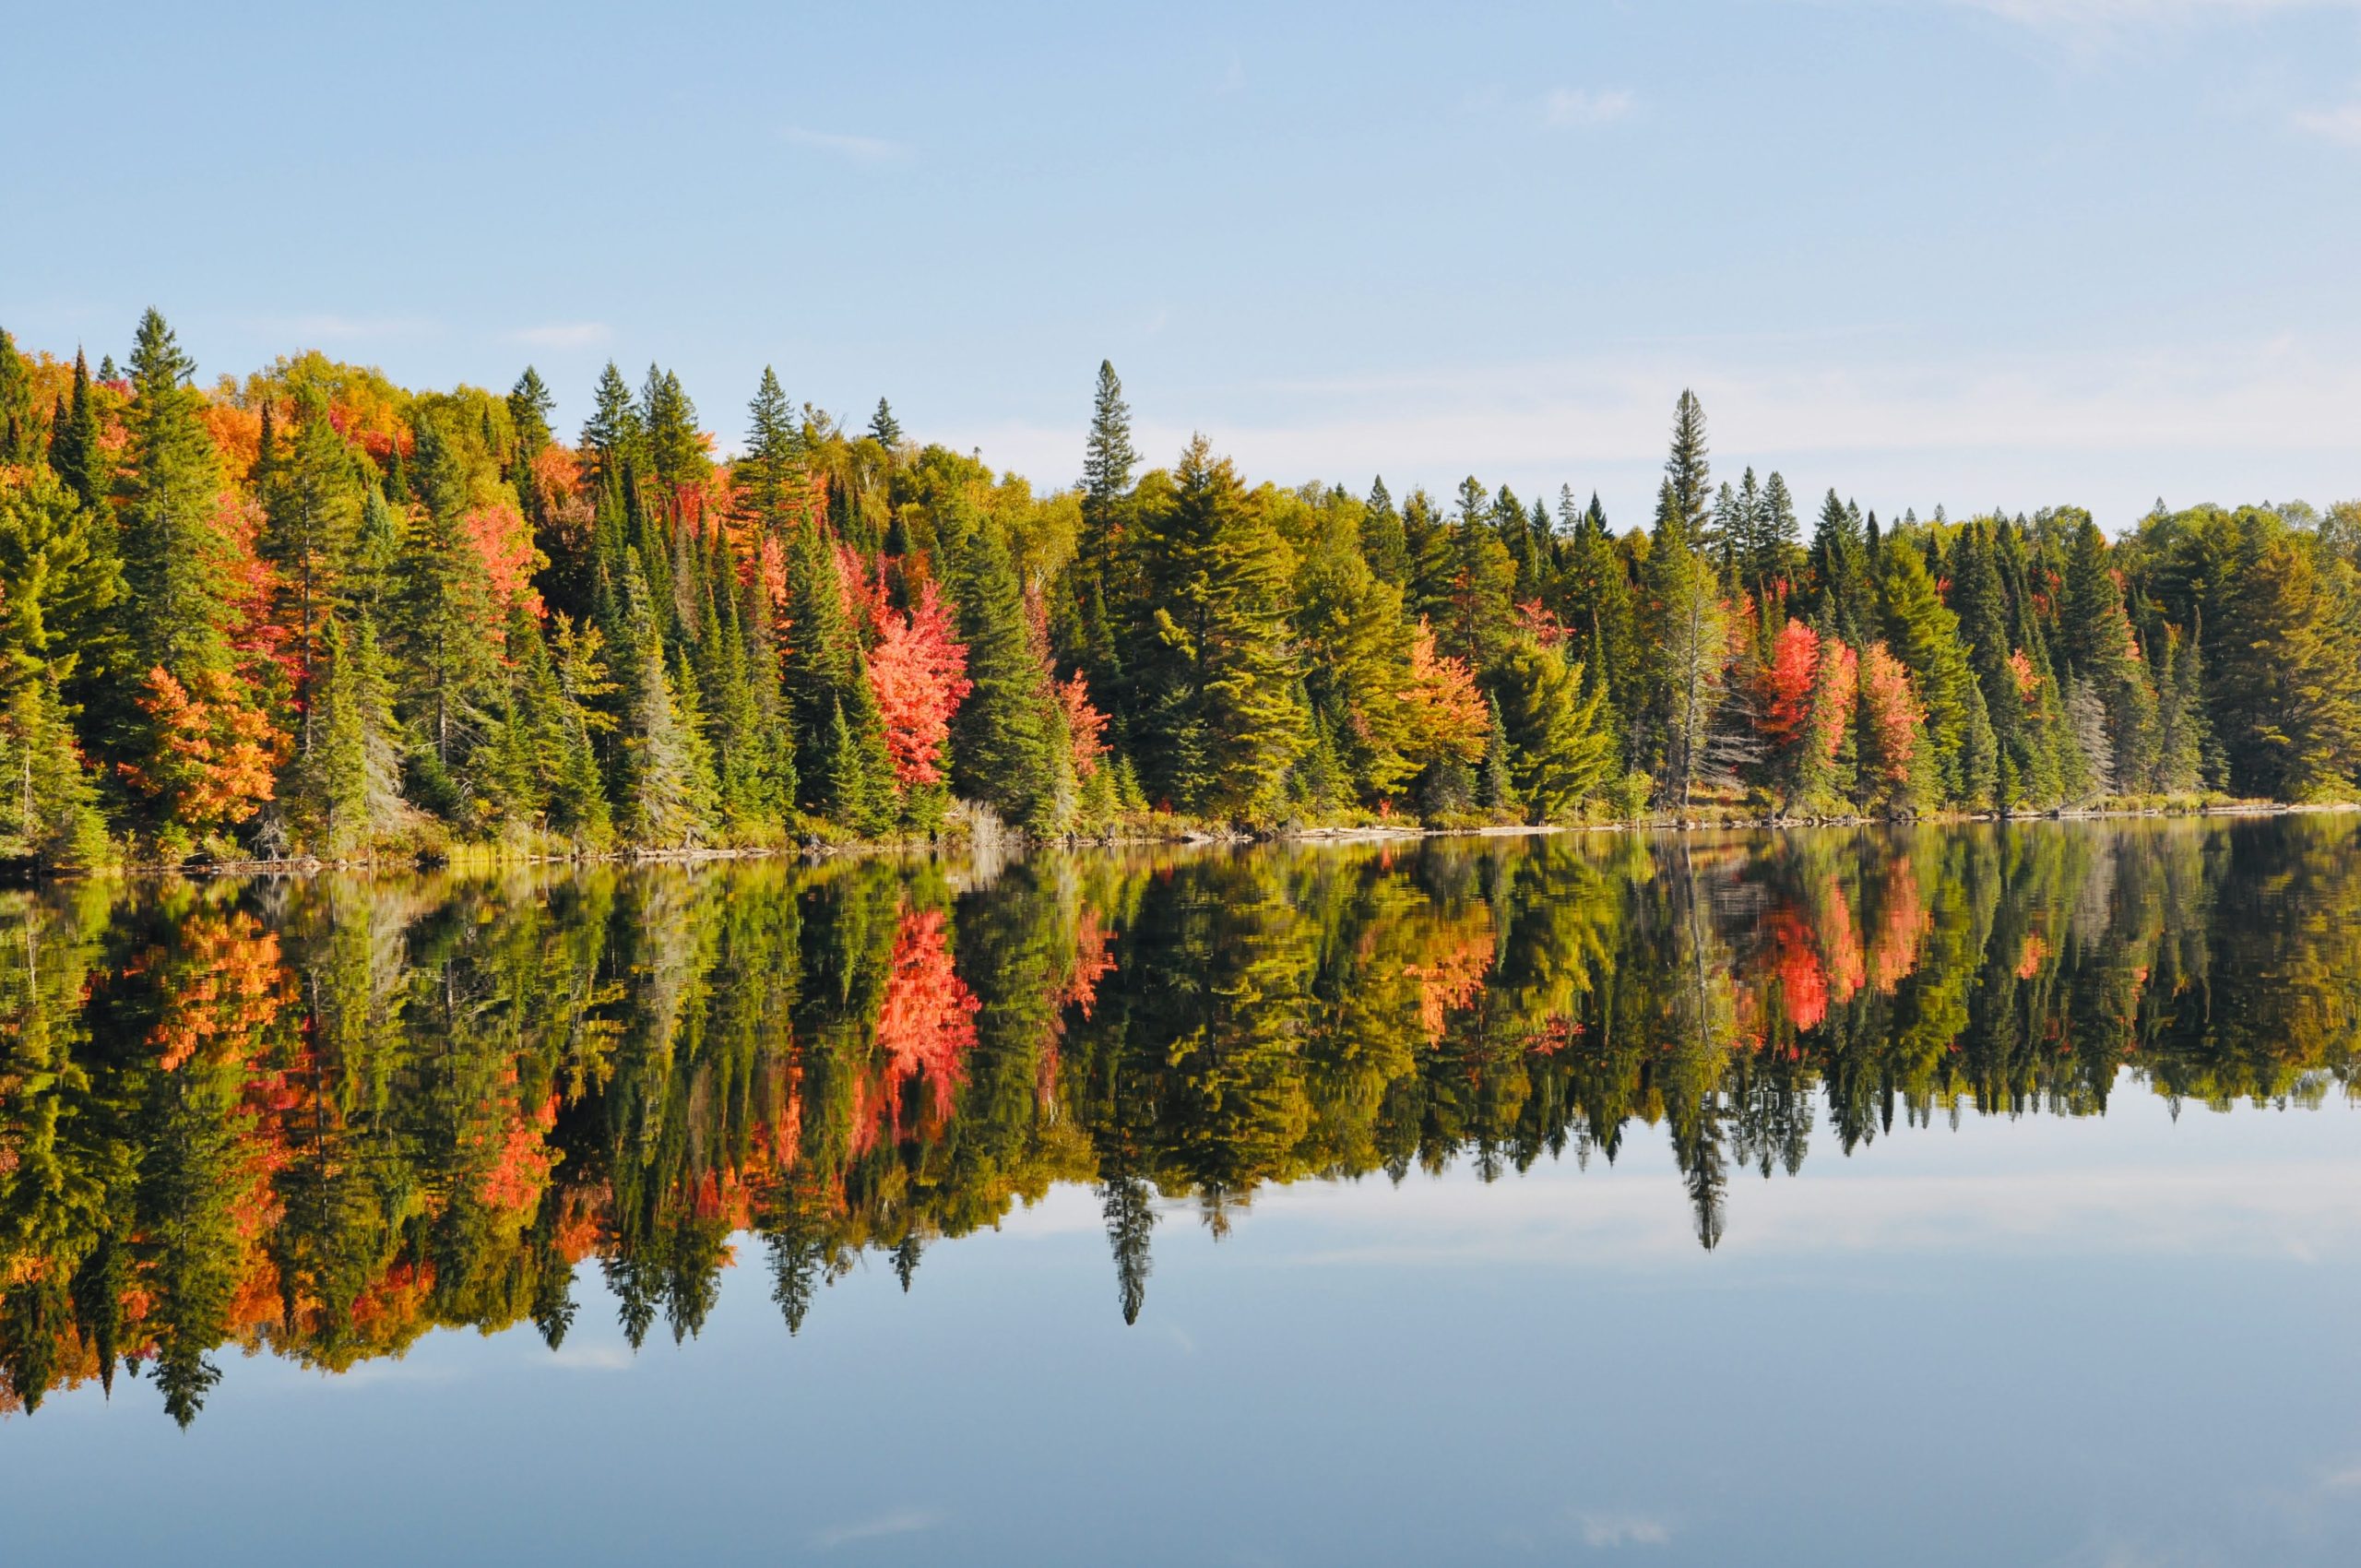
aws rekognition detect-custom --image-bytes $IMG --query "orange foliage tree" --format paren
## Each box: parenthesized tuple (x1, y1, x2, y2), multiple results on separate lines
(120, 667, 289, 837)
(867, 580, 972, 785)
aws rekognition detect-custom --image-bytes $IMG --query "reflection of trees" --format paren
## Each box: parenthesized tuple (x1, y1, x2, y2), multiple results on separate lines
(6, 815, 2361, 1420)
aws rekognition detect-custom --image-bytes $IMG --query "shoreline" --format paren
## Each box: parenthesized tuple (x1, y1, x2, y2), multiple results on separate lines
(18, 798, 2344, 885)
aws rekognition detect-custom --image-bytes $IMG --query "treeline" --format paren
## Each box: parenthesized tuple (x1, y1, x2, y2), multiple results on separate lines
(4, 316, 2360, 866)
(3, 815, 2355, 1422)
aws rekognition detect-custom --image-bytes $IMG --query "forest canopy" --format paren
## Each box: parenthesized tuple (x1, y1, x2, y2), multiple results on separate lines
(3, 315, 2357, 869)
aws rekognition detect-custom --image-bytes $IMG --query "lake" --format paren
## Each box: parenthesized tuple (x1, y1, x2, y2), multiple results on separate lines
(4, 817, 2359, 1565)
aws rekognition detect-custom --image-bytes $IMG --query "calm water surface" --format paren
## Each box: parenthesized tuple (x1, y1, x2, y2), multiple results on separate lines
(4, 818, 2360, 1565)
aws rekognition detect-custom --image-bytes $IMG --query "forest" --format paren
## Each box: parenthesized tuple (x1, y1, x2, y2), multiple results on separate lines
(3, 313, 2360, 869)
(2, 815, 2355, 1423)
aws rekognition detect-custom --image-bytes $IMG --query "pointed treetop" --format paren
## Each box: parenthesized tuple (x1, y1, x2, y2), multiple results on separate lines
(1083, 360, 1137, 505)
(868, 397, 904, 447)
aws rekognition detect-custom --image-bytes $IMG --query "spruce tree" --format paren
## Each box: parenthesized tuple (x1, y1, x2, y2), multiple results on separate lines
(296, 614, 403, 857)
(580, 361, 644, 493)
(640, 364, 706, 492)
(1081, 360, 1138, 511)
(2, 671, 110, 868)
(507, 366, 554, 459)
(867, 398, 903, 447)
(1492, 632, 1613, 820)
(1663, 389, 1712, 549)
(1878, 540, 1975, 803)
(115, 309, 233, 683)
(261, 386, 363, 754)
(613, 552, 718, 845)
(47, 349, 104, 510)
(0, 327, 39, 467)
(1753, 471, 1800, 591)
(389, 413, 499, 776)
(949, 512, 1063, 832)
(740, 367, 801, 535)
(1359, 476, 1408, 587)
(1809, 490, 1869, 647)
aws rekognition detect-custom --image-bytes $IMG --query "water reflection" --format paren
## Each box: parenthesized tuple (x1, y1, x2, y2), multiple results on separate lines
(2, 816, 2355, 1423)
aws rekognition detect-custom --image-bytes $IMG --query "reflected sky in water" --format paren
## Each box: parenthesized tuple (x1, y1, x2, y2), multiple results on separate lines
(5, 818, 2360, 1564)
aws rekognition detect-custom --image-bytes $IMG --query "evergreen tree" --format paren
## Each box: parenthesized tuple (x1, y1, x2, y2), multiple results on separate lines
(1877, 540, 1975, 803)
(389, 413, 499, 777)
(1809, 490, 1870, 647)
(506, 366, 554, 459)
(739, 367, 801, 535)
(1491, 632, 1613, 820)
(1662, 388, 1712, 549)
(949, 511, 1064, 832)
(639, 364, 706, 492)
(1359, 476, 1408, 587)
(2153, 623, 2211, 795)
(294, 614, 403, 857)
(260, 386, 363, 754)
(0, 327, 39, 468)
(1081, 360, 1138, 511)
(1752, 470, 1800, 592)
(46, 349, 104, 510)
(1142, 436, 1309, 822)
(580, 361, 644, 492)
(867, 398, 903, 447)
(115, 309, 232, 685)
(1437, 476, 1516, 671)
(1, 671, 110, 867)
(612, 552, 718, 844)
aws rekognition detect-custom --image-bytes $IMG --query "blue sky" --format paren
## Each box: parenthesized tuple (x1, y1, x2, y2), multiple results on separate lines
(6, 0, 2358, 529)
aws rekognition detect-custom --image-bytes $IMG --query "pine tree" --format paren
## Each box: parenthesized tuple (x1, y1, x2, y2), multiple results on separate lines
(1477, 694, 1515, 813)
(2212, 529, 2361, 799)
(1491, 632, 1613, 821)
(613, 552, 718, 845)
(1809, 490, 1870, 647)
(548, 612, 618, 845)
(507, 366, 554, 460)
(0, 327, 40, 468)
(1359, 476, 1408, 588)
(295, 614, 403, 857)
(1877, 540, 1975, 803)
(580, 361, 644, 493)
(260, 386, 363, 754)
(867, 398, 904, 448)
(0, 466, 121, 693)
(740, 367, 801, 536)
(115, 309, 233, 685)
(1151, 436, 1308, 822)
(1645, 517, 1728, 811)
(949, 512, 1063, 831)
(2153, 623, 2210, 795)
(1437, 476, 1517, 671)
(1752, 470, 1800, 592)
(390, 413, 501, 793)
(2, 671, 110, 868)
(640, 364, 706, 492)
(1081, 360, 1138, 511)
(46, 349, 104, 510)
(1663, 389, 1712, 549)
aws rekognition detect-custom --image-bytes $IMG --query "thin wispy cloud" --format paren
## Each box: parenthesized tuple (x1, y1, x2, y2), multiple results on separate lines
(1948, 0, 2360, 23)
(1216, 50, 1246, 95)
(781, 125, 909, 162)
(1936, 0, 2361, 49)
(1579, 1512, 1673, 1548)
(1542, 86, 1635, 126)
(810, 1507, 941, 1550)
(504, 321, 611, 350)
(245, 312, 438, 342)
(2293, 100, 2361, 143)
